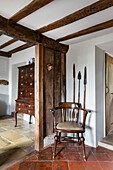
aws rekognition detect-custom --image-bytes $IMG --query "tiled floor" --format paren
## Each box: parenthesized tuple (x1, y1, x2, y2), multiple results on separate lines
(0, 114, 35, 168)
(8, 142, 113, 170)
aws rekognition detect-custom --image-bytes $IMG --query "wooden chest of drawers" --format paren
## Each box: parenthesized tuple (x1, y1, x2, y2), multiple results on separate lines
(14, 63, 35, 127)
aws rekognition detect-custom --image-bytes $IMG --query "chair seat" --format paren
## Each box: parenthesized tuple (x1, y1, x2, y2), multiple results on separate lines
(56, 121, 83, 131)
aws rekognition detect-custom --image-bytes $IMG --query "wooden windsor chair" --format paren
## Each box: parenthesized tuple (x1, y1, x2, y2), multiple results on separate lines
(50, 102, 90, 161)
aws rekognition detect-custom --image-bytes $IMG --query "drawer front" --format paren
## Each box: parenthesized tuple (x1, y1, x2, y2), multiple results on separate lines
(19, 75, 25, 82)
(28, 73, 34, 80)
(19, 68, 26, 74)
(28, 81, 34, 88)
(22, 108, 28, 114)
(19, 82, 27, 89)
(19, 91, 24, 98)
(16, 107, 22, 112)
(27, 109, 34, 116)
(27, 66, 34, 73)
(24, 90, 34, 99)
(25, 103, 34, 109)
(16, 102, 24, 107)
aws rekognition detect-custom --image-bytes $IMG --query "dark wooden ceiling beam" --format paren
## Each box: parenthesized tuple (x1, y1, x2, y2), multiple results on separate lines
(0, 39, 17, 49)
(37, 0, 113, 33)
(57, 19, 113, 42)
(9, 0, 54, 22)
(0, 15, 68, 53)
(0, 15, 40, 44)
(0, 51, 11, 57)
(9, 43, 34, 54)
(0, 0, 54, 48)
(1, 0, 112, 51)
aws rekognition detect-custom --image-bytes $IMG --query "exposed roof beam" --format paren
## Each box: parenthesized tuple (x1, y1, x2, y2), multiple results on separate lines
(0, 15, 68, 53)
(0, 51, 11, 57)
(9, 43, 34, 54)
(0, 39, 17, 49)
(57, 19, 113, 42)
(37, 0, 113, 33)
(0, 0, 54, 45)
(9, 0, 54, 22)
(1, 0, 112, 50)
(0, 15, 40, 44)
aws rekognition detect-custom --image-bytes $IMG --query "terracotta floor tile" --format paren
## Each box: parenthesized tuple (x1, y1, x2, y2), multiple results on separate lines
(67, 153, 82, 161)
(53, 161, 68, 170)
(8, 163, 20, 170)
(67, 143, 77, 147)
(81, 152, 97, 162)
(92, 146, 105, 153)
(36, 162, 52, 170)
(99, 162, 113, 170)
(65, 146, 78, 153)
(104, 149, 113, 161)
(84, 162, 101, 170)
(25, 154, 39, 161)
(78, 146, 92, 153)
(57, 142, 65, 147)
(54, 152, 67, 160)
(52, 146, 65, 154)
(38, 153, 52, 160)
(19, 162, 36, 170)
(94, 153, 112, 161)
(68, 161, 85, 170)
(41, 147, 52, 154)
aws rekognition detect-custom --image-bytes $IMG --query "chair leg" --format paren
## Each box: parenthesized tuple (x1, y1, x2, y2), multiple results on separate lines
(53, 132, 58, 159)
(81, 134, 86, 161)
(14, 111, 17, 127)
(58, 132, 61, 143)
(77, 133, 80, 143)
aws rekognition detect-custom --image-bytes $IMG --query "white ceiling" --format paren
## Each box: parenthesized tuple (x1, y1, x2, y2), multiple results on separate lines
(0, 0, 113, 52)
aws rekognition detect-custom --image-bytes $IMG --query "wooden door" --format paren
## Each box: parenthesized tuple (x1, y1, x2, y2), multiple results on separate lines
(105, 53, 113, 135)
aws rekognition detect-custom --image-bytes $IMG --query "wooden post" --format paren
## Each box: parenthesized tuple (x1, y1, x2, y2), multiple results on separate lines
(35, 44, 44, 151)
(61, 53, 66, 102)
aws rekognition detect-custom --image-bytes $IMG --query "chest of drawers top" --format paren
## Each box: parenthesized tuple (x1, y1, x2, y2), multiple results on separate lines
(18, 63, 34, 100)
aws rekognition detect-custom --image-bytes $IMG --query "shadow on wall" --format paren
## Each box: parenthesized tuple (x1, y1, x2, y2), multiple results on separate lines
(0, 94, 9, 116)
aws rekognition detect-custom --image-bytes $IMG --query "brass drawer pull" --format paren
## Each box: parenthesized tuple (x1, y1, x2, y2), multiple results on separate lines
(30, 68, 33, 70)
(28, 110, 31, 113)
(21, 83, 23, 86)
(18, 108, 21, 111)
(30, 75, 33, 77)
(21, 70, 24, 72)
(30, 93, 32, 95)
(30, 83, 32, 85)
(19, 103, 21, 106)
(21, 76, 23, 78)
(29, 105, 31, 107)
(20, 92, 23, 94)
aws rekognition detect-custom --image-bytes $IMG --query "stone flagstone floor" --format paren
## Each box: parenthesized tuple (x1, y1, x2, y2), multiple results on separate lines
(0, 114, 35, 169)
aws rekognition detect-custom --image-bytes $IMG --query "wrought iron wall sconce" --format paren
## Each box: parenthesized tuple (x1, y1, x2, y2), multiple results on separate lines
(47, 64, 54, 72)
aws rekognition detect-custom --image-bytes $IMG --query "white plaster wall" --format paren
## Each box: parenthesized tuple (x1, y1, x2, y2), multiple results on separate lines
(66, 32, 113, 147)
(95, 46, 105, 146)
(67, 41, 96, 147)
(0, 57, 9, 116)
(9, 46, 35, 123)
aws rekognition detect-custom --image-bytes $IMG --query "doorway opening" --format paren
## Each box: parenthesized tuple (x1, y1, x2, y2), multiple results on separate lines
(99, 53, 113, 150)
